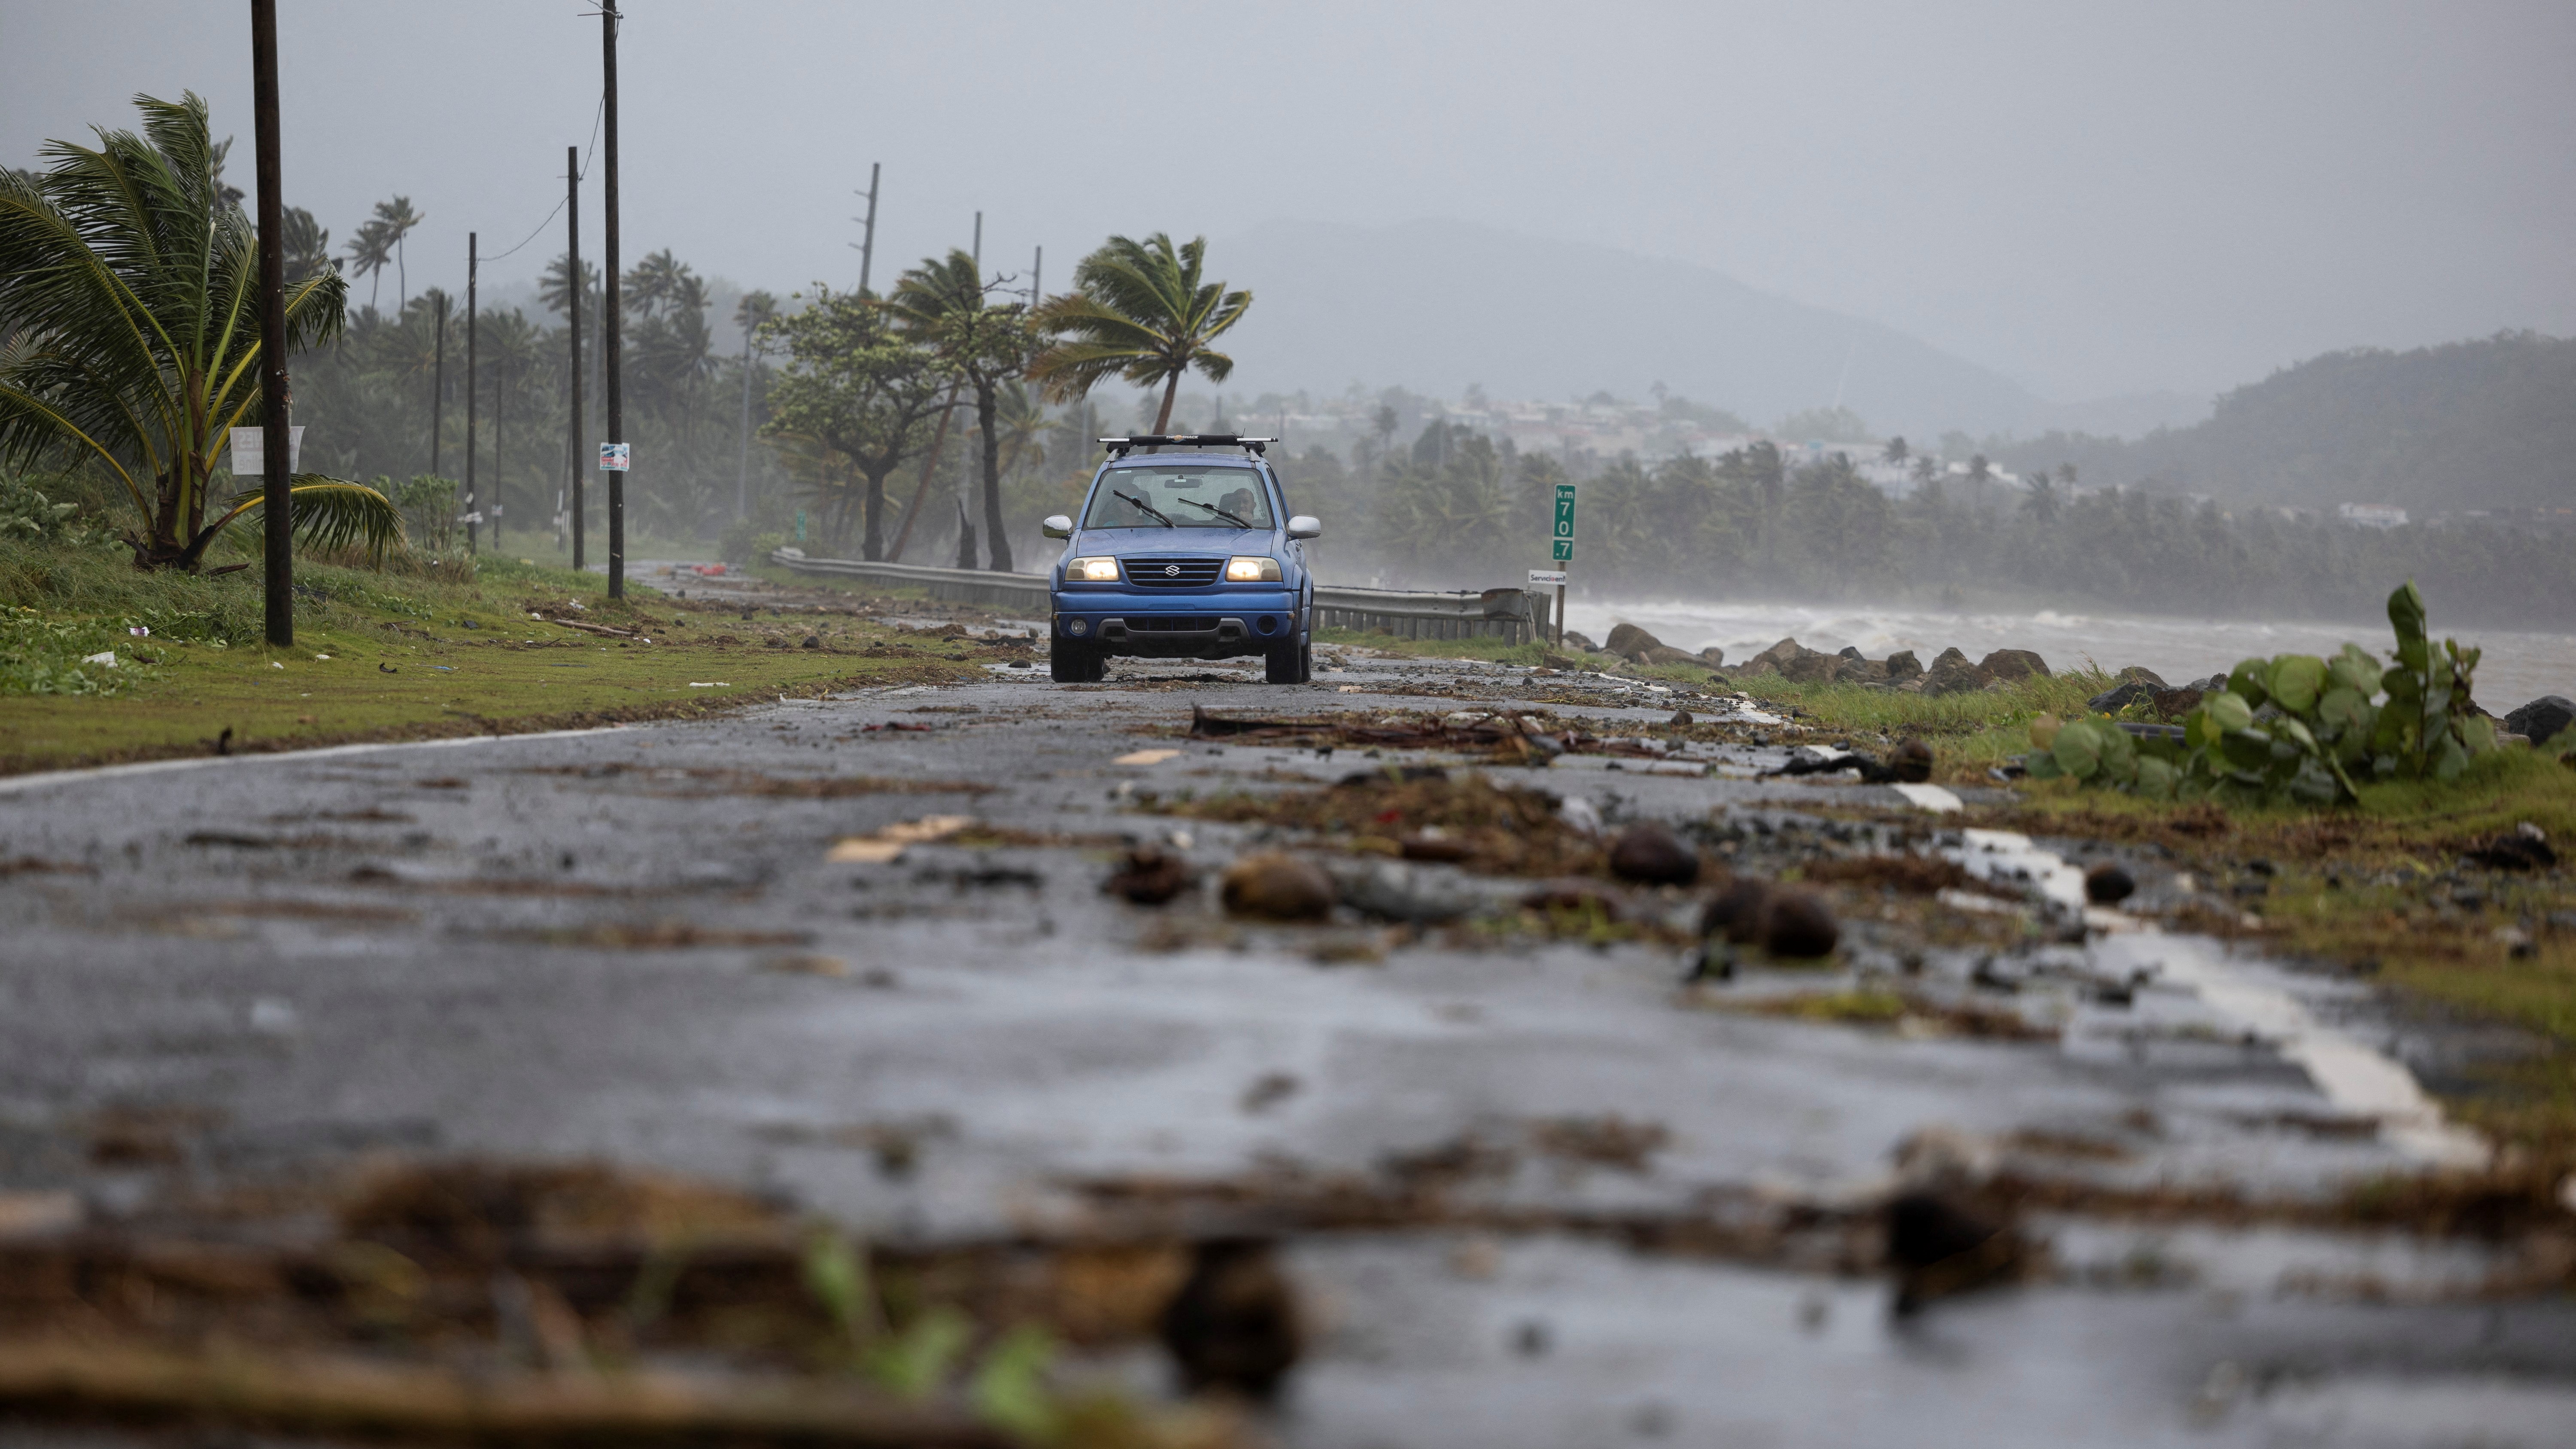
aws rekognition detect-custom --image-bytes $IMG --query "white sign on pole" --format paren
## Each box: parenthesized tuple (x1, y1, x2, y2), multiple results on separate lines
(598, 442, 631, 472)
(226, 425, 304, 474)
(1527, 569, 1567, 586)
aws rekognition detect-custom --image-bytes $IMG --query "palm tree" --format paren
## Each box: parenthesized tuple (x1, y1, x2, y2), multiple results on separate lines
(890, 249, 1035, 570)
(370, 196, 423, 313)
(0, 93, 400, 570)
(733, 289, 777, 522)
(481, 308, 546, 544)
(1882, 434, 1909, 467)
(343, 218, 394, 313)
(1029, 233, 1249, 437)
(282, 207, 335, 286)
(623, 249, 694, 318)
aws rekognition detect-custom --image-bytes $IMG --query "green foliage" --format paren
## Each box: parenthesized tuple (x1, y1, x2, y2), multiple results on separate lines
(0, 92, 352, 568)
(388, 474, 460, 556)
(762, 285, 952, 558)
(966, 1325, 1059, 1437)
(0, 470, 107, 547)
(797, 1224, 1062, 1427)
(0, 607, 147, 696)
(2027, 582, 2494, 805)
(1030, 232, 1250, 434)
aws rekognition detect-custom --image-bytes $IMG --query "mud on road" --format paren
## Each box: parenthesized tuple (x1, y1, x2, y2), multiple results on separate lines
(3, 634, 2574, 1447)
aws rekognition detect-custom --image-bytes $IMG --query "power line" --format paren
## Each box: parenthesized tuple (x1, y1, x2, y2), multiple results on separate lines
(481, 95, 605, 262)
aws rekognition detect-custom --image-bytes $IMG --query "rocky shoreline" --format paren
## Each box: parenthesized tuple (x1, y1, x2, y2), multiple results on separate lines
(1571, 620, 2576, 745)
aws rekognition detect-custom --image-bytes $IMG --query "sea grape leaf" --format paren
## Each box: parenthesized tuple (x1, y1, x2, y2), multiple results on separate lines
(2268, 655, 2327, 715)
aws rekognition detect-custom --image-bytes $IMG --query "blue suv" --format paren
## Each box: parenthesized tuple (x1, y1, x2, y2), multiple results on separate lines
(1041, 436, 1318, 684)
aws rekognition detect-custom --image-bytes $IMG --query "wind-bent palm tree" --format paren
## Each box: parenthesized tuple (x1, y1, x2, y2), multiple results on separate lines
(1029, 233, 1249, 437)
(891, 249, 1033, 570)
(623, 249, 696, 319)
(282, 207, 335, 286)
(368, 196, 423, 313)
(0, 93, 400, 570)
(344, 217, 394, 313)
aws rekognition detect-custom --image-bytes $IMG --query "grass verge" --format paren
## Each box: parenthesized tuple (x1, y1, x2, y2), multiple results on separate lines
(0, 540, 991, 775)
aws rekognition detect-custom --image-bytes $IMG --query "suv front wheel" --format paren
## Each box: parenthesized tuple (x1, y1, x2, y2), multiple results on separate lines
(1050, 641, 1106, 683)
(1264, 641, 1310, 685)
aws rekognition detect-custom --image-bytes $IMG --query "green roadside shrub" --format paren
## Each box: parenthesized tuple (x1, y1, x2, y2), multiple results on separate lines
(2026, 582, 2493, 805)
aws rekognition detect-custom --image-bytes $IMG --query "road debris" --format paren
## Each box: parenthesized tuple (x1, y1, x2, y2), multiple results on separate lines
(1607, 821, 1700, 885)
(1219, 853, 1337, 922)
(1105, 844, 1197, 905)
(828, 815, 977, 864)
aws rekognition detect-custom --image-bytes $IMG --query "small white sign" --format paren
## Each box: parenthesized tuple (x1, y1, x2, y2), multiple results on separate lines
(1527, 569, 1567, 586)
(598, 442, 630, 471)
(227, 425, 304, 474)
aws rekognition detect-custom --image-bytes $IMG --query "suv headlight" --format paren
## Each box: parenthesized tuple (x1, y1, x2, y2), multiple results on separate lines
(1224, 555, 1282, 582)
(1065, 556, 1119, 582)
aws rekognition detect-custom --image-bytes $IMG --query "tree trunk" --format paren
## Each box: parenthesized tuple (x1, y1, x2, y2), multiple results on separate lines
(862, 468, 886, 560)
(976, 377, 1011, 572)
(1152, 370, 1181, 434)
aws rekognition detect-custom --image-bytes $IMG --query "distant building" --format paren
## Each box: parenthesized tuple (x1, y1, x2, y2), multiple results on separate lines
(2337, 503, 2409, 529)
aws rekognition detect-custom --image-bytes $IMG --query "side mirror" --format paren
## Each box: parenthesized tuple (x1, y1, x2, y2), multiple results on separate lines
(1041, 514, 1074, 540)
(1287, 515, 1321, 540)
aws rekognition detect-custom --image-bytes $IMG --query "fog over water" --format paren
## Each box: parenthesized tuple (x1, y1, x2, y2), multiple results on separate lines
(1564, 599, 2576, 711)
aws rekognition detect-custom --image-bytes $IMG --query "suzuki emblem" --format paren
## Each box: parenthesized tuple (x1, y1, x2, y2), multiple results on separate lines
(1164, 564, 1180, 576)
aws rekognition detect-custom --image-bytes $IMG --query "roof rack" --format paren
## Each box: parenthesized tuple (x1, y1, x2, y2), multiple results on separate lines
(1097, 434, 1275, 458)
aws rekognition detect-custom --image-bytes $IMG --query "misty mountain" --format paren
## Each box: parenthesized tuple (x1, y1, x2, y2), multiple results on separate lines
(1992, 332, 2576, 513)
(1206, 218, 2204, 440)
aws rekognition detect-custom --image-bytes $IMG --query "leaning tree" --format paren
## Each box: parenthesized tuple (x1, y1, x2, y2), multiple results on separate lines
(1028, 233, 1249, 438)
(0, 92, 399, 570)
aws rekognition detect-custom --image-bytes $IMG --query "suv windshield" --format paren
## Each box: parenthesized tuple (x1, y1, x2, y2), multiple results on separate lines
(1083, 465, 1273, 529)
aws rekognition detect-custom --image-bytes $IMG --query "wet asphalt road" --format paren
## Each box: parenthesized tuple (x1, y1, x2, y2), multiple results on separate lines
(3, 648, 2573, 1446)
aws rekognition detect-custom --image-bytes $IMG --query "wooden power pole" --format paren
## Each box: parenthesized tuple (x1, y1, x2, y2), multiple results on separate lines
(430, 292, 446, 477)
(602, 2, 624, 598)
(251, 0, 292, 646)
(566, 145, 583, 571)
(854, 162, 879, 295)
(465, 231, 478, 554)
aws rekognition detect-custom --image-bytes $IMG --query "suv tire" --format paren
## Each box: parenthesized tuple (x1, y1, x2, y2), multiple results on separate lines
(1265, 642, 1309, 685)
(1051, 642, 1104, 683)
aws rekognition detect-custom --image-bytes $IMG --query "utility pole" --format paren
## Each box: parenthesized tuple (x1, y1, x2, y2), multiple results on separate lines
(602, 1, 624, 598)
(430, 292, 446, 477)
(972, 210, 981, 272)
(565, 145, 583, 571)
(465, 231, 478, 554)
(736, 307, 757, 521)
(251, 0, 292, 647)
(853, 162, 878, 294)
(1030, 245, 1041, 308)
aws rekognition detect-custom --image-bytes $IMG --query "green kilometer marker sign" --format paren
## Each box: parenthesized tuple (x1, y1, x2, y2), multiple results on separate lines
(1552, 482, 1577, 562)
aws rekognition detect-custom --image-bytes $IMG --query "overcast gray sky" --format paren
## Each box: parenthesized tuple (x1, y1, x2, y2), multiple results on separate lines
(4, 0, 2570, 405)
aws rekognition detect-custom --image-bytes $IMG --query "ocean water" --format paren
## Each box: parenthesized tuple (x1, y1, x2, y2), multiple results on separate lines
(1561, 598, 2576, 711)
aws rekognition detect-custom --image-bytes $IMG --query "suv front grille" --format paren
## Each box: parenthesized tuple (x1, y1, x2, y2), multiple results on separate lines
(1123, 557, 1223, 588)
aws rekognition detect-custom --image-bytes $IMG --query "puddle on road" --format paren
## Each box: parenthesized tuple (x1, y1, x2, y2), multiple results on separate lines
(1276, 1231, 2576, 1449)
(1946, 828, 2488, 1167)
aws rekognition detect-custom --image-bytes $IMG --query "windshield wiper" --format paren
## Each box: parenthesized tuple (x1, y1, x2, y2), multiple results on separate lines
(1178, 498, 1253, 528)
(1113, 489, 1175, 527)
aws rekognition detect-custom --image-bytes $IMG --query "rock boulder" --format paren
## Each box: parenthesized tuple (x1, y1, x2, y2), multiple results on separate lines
(2504, 696, 2574, 746)
(1920, 647, 1984, 697)
(1603, 622, 1662, 661)
(1977, 649, 2050, 683)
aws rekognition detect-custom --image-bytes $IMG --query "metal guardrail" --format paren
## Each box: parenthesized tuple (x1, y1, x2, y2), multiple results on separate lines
(768, 549, 1052, 612)
(1312, 585, 1551, 645)
(768, 548, 1553, 644)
